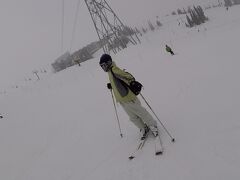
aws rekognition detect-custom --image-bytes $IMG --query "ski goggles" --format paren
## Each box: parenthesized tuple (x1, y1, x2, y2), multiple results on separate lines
(100, 62, 111, 72)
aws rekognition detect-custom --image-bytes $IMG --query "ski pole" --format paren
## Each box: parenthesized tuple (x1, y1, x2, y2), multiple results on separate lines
(110, 89, 123, 138)
(140, 93, 175, 142)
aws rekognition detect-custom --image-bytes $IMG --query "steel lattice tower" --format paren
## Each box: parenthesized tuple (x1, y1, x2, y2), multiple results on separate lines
(84, 0, 140, 54)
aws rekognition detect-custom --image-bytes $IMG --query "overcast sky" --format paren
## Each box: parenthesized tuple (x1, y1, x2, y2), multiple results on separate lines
(0, 0, 213, 88)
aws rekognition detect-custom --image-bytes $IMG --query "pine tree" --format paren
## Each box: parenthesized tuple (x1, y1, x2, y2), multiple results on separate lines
(185, 6, 208, 28)
(156, 16, 162, 27)
(156, 20, 162, 27)
(186, 14, 193, 27)
(142, 27, 147, 34)
(135, 27, 142, 36)
(148, 20, 155, 31)
(233, 0, 240, 4)
(190, 9, 200, 25)
(177, 9, 183, 15)
(195, 6, 208, 23)
(224, 0, 233, 7)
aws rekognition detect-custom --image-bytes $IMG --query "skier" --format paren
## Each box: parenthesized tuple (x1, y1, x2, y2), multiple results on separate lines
(99, 54, 159, 140)
(165, 44, 175, 55)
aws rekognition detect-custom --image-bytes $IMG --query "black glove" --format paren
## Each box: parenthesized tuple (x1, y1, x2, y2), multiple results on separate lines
(129, 81, 143, 95)
(107, 83, 112, 89)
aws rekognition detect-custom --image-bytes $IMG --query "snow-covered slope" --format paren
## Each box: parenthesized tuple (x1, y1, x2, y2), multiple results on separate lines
(0, 6, 240, 180)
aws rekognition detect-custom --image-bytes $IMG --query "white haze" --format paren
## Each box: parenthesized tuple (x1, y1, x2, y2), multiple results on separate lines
(0, 0, 218, 88)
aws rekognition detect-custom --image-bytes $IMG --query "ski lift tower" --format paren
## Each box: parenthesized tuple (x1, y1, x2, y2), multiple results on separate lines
(84, 0, 140, 54)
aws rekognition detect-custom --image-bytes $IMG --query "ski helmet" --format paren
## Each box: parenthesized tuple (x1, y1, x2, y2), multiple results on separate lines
(99, 54, 112, 72)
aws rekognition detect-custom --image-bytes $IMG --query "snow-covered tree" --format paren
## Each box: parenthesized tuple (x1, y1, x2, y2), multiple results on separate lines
(156, 16, 162, 27)
(186, 14, 193, 27)
(185, 6, 208, 28)
(224, 0, 233, 7)
(232, 0, 240, 5)
(148, 20, 155, 31)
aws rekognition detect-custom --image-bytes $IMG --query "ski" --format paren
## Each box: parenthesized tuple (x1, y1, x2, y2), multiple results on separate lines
(128, 129, 164, 159)
(154, 133, 164, 155)
(128, 133, 149, 160)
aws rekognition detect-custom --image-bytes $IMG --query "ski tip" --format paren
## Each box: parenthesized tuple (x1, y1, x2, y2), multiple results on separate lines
(129, 156, 135, 160)
(155, 151, 163, 156)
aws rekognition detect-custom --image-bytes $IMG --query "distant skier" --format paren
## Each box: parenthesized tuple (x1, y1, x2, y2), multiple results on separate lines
(165, 44, 175, 55)
(0, 114, 3, 118)
(99, 54, 159, 140)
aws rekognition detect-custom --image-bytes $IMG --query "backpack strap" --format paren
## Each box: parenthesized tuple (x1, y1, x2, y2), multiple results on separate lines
(110, 67, 129, 97)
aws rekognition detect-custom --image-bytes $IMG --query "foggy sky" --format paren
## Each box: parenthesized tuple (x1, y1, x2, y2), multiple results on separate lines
(0, 0, 210, 88)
